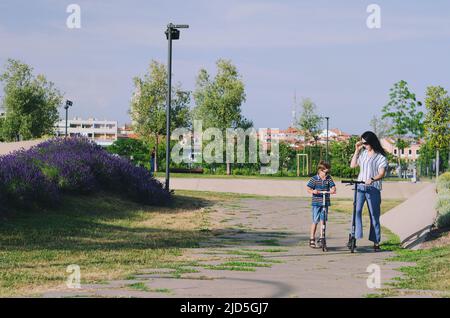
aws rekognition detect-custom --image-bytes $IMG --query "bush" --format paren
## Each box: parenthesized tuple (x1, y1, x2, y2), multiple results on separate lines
(0, 138, 171, 209)
(436, 172, 450, 229)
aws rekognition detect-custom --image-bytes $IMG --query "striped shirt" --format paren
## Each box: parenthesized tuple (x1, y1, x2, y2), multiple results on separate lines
(307, 175, 336, 206)
(356, 150, 388, 191)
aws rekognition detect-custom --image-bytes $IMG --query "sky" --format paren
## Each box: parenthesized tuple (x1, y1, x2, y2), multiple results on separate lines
(0, 0, 449, 134)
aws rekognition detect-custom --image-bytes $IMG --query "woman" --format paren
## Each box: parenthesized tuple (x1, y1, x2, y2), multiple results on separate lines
(350, 131, 388, 252)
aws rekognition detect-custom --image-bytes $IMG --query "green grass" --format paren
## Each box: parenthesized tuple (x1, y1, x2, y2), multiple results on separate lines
(388, 245, 450, 292)
(126, 282, 149, 292)
(0, 191, 221, 297)
(332, 198, 404, 216)
(380, 227, 450, 296)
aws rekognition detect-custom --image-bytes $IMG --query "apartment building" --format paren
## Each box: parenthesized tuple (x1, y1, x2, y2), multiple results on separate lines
(381, 137, 422, 161)
(56, 117, 118, 146)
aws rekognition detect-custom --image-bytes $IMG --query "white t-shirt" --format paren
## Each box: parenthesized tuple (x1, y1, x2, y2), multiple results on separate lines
(356, 150, 388, 191)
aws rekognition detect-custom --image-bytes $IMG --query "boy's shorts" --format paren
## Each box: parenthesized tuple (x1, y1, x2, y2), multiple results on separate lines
(312, 206, 328, 224)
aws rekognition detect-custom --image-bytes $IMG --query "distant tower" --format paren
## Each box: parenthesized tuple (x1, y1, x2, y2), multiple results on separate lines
(291, 91, 297, 127)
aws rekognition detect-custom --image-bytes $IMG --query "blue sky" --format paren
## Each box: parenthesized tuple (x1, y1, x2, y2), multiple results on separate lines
(0, 0, 449, 134)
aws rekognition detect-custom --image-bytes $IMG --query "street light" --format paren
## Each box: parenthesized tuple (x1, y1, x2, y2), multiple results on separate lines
(165, 23, 189, 191)
(325, 116, 329, 162)
(64, 100, 73, 138)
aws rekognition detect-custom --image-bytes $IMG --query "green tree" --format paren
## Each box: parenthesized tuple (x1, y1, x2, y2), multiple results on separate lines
(0, 59, 63, 141)
(297, 98, 322, 173)
(107, 138, 149, 165)
(382, 80, 424, 177)
(423, 86, 450, 179)
(193, 59, 251, 175)
(129, 60, 191, 172)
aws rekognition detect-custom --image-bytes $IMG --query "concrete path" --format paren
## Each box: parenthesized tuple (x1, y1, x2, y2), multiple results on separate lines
(40, 197, 412, 298)
(163, 177, 429, 200)
(381, 183, 438, 249)
(0, 139, 45, 156)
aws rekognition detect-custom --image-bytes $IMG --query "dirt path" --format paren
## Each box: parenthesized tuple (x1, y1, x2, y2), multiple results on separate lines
(39, 196, 413, 298)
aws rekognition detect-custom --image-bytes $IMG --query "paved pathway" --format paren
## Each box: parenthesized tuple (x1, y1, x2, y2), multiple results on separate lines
(41, 197, 412, 298)
(163, 177, 429, 200)
(0, 139, 45, 156)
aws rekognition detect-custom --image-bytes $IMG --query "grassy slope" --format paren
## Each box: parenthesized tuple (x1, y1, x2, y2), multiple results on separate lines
(0, 191, 238, 297)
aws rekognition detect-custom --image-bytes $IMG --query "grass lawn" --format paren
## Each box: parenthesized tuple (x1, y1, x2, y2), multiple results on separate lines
(0, 190, 240, 297)
(331, 197, 449, 296)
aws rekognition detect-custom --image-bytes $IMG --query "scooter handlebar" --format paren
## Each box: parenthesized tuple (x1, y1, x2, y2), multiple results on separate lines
(341, 180, 365, 184)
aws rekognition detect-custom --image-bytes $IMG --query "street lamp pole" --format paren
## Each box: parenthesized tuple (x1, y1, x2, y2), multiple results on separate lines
(165, 23, 189, 191)
(325, 116, 329, 162)
(64, 100, 73, 138)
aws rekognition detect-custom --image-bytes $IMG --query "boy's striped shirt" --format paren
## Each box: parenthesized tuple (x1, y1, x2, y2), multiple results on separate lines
(307, 175, 336, 206)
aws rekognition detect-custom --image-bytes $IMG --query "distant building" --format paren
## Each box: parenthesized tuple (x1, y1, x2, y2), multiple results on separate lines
(381, 137, 422, 162)
(318, 128, 352, 143)
(55, 117, 118, 146)
(117, 124, 139, 139)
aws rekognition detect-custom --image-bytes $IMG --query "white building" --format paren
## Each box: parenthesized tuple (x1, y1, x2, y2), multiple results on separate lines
(56, 117, 118, 146)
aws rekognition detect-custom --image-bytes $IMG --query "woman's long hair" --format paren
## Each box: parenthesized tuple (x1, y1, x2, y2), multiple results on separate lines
(361, 131, 387, 157)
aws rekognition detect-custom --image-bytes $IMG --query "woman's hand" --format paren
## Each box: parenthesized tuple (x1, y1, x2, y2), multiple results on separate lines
(365, 178, 374, 186)
(355, 141, 364, 152)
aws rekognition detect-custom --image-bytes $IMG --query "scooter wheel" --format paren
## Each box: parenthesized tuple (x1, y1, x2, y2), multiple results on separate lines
(350, 238, 356, 253)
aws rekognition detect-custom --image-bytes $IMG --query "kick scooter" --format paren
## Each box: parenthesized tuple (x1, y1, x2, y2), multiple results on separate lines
(341, 180, 365, 253)
(318, 190, 332, 252)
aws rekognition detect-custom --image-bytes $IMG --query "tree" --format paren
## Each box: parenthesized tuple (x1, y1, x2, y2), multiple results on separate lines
(423, 86, 450, 179)
(193, 59, 251, 175)
(0, 59, 63, 141)
(297, 98, 322, 173)
(369, 115, 391, 139)
(129, 60, 191, 172)
(107, 138, 149, 165)
(382, 80, 424, 177)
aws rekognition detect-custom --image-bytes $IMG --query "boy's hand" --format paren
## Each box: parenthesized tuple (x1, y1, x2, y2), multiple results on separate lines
(312, 190, 319, 195)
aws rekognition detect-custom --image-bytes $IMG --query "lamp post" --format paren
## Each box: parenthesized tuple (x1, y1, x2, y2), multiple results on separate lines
(64, 100, 73, 138)
(164, 23, 189, 191)
(325, 116, 329, 162)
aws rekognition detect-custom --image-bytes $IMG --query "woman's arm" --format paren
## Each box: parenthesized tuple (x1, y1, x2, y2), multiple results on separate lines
(350, 141, 364, 168)
(365, 167, 386, 185)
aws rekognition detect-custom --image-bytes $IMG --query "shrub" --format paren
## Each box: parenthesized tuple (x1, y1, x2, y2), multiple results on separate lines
(0, 138, 171, 209)
(436, 172, 450, 229)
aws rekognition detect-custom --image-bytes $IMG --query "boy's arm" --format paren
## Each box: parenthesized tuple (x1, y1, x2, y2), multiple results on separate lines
(306, 186, 317, 195)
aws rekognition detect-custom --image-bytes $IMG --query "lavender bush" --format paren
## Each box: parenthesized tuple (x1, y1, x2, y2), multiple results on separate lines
(0, 138, 171, 208)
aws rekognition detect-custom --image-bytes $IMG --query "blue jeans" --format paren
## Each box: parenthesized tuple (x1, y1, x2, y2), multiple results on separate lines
(354, 185, 381, 243)
(312, 205, 328, 224)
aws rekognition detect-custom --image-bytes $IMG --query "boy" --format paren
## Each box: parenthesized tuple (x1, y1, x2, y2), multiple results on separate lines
(306, 161, 336, 248)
